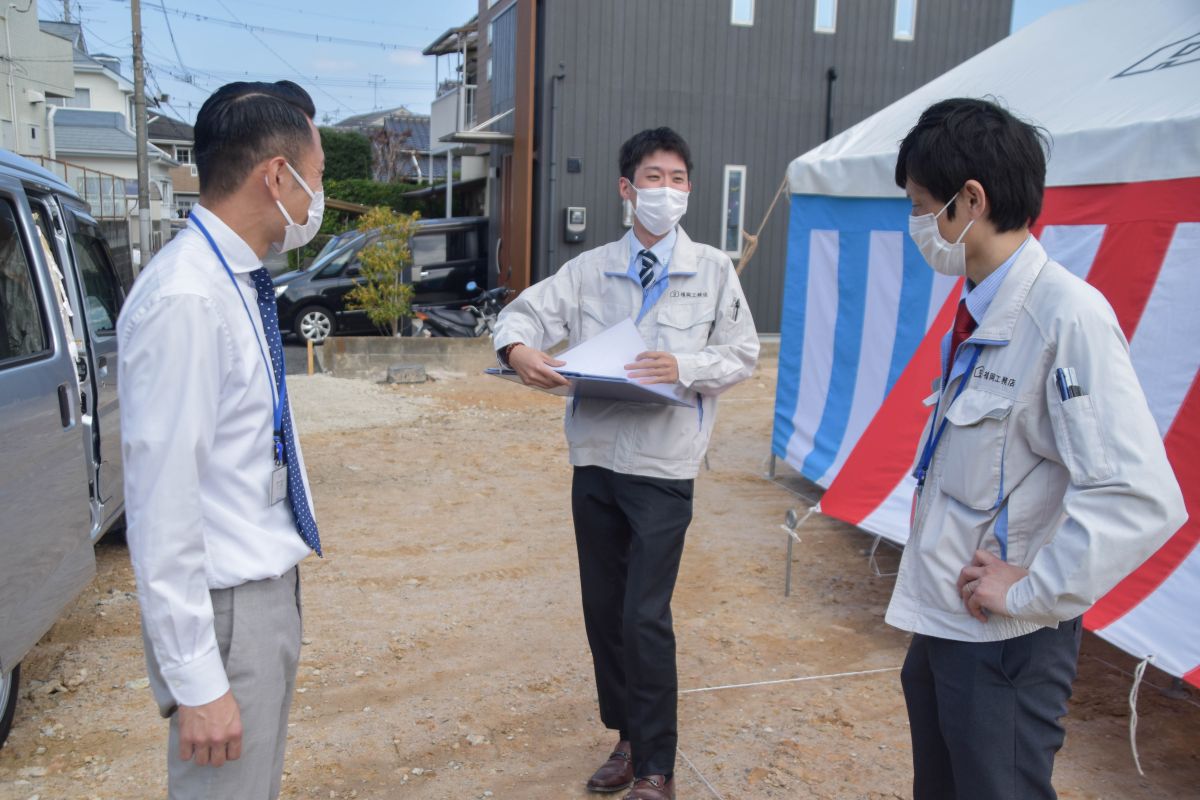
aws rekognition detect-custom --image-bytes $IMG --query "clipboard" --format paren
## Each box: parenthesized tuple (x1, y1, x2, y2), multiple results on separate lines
(485, 367, 696, 407)
(485, 318, 697, 408)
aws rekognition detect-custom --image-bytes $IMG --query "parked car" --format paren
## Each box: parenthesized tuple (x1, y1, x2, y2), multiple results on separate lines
(0, 150, 127, 748)
(274, 216, 489, 344)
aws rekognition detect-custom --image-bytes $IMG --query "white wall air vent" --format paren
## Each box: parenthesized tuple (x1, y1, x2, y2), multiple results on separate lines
(24, 89, 46, 104)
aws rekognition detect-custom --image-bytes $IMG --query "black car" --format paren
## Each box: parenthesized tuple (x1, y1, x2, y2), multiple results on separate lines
(275, 216, 489, 343)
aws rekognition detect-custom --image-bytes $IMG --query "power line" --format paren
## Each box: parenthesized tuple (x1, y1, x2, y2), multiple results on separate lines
(216, 0, 441, 32)
(148, 61, 428, 89)
(108, 0, 426, 52)
(214, 0, 362, 116)
(156, 0, 190, 83)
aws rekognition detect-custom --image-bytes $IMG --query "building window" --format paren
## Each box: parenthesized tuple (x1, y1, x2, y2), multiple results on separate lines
(175, 146, 193, 164)
(730, 0, 754, 26)
(814, 0, 837, 33)
(47, 88, 90, 108)
(721, 165, 747, 256)
(0, 201, 49, 364)
(894, 0, 917, 40)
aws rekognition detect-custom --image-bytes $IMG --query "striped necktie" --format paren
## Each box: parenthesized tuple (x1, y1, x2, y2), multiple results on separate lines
(638, 249, 657, 290)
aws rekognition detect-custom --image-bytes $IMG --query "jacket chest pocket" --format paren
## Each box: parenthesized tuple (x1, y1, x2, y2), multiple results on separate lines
(938, 388, 1015, 511)
(655, 302, 715, 352)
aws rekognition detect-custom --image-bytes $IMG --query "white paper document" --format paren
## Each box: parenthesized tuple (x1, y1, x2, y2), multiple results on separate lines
(486, 318, 697, 408)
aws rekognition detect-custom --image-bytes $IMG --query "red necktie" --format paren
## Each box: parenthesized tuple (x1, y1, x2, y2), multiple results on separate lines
(949, 299, 977, 371)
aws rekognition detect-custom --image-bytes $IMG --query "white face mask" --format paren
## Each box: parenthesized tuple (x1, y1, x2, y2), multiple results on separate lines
(630, 182, 689, 236)
(269, 162, 324, 254)
(908, 192, 974, 276)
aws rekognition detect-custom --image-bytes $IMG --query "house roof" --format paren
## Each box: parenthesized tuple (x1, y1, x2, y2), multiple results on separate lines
(422, 17, 478, 56)
(334, 106, 423, 131)
(38, 20, 86, 50)
(148, 115, 193, 143)
(383, 113, 431, 152)
(53, 110, 175, 163)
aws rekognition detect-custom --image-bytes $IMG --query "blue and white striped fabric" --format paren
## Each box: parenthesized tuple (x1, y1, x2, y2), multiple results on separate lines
(772, 195, 958, 486)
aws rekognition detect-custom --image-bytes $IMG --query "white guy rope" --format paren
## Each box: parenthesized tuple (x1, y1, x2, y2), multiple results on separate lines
(1085, 654, 1200, 711)
(1130, 655, 1152, 776)
(680, 666, 901, 695)
(677, 746, 726, 800)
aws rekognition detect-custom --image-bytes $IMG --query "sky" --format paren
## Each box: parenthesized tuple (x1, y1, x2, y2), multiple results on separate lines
(1010, 0, 1084, 33)
(54, 0, 480, 125)
(52, 0, 1081, 128)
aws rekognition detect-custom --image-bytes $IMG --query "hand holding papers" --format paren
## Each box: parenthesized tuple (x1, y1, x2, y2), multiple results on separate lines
(488, 319, 697, 407)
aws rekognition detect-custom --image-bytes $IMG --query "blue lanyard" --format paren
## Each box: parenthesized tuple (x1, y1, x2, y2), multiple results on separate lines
(914, 345, 982, 488)
(191, 216, 287, 464)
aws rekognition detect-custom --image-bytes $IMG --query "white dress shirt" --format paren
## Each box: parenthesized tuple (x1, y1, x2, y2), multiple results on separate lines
(117, 205, 314, 707)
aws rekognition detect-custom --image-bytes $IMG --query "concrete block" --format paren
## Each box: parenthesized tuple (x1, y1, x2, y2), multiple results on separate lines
(387, 363, 427, 384)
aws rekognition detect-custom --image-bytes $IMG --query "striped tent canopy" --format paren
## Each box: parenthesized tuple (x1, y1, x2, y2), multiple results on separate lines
(774, 0, 1200, 686)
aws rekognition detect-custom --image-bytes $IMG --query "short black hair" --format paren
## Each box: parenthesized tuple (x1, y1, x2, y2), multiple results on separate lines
(619, 127, 693, 182)
(194, 80, 316, 200)
(895, 98, 1049, 232)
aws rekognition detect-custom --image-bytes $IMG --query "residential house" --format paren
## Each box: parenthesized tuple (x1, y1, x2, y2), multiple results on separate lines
(38, 20, 176, 256)
(0, 7, 75, 155)
(428, 0, 1014, 331)
(334, 105, 443, 184)
(148, 114, 198, 217)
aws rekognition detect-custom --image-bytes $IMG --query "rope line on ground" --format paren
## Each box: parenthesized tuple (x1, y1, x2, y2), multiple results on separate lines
(677, 746, 726, 800)
(680, 666, 901, 695)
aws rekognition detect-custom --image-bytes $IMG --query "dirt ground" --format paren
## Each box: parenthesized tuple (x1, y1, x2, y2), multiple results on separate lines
(2, 359, 1198, 799)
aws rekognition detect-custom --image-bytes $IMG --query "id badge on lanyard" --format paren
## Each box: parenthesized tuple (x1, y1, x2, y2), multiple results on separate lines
(912, 346, 982, 503)
(192, 215, 290, 507)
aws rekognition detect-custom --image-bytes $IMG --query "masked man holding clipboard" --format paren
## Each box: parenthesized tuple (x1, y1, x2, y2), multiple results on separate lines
(493, 128, 759, 799)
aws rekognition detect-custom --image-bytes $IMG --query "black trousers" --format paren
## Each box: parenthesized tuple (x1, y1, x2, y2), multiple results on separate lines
(571, 465, 694, 777)
(901, 617, 1084, 800)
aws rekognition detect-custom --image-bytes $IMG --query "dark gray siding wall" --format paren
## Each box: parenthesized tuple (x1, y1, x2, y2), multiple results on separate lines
(533, 0, 1012, 332)
(490, 3, 518, 134)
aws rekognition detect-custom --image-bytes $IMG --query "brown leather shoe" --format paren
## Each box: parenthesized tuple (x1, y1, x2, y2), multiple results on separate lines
(623, 774, 675, 800)
(586, 741, 634, 793)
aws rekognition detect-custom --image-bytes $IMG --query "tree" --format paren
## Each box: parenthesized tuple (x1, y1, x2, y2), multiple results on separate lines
(371, 120, 416, 183)
(319, 128, 372, 181)
(345, 206, 420, 336)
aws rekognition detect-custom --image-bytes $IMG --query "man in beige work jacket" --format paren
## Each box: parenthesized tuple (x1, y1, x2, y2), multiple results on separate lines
(890, 97, 1187, 800)
(493, 127, 759, 800)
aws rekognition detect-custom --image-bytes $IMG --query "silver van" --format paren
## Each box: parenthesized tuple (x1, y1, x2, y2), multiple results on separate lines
(0, 150, 126, 747)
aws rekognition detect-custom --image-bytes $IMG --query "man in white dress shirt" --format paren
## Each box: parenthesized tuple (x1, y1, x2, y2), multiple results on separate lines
(118, 80, 325, 799)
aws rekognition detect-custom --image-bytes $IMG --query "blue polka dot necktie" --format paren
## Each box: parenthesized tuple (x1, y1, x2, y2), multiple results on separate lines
(249, 266, 322, 557)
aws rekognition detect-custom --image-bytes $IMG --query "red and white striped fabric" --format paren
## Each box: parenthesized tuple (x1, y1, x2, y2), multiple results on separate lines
(818, 177, 1200, 686)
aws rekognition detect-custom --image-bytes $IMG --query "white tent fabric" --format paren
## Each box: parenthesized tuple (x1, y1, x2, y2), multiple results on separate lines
(788, 0, 1200, 197)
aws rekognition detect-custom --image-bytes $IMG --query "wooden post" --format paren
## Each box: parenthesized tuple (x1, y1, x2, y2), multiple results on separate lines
(307, 339, 314, 376)
(510, 0, 538, 293)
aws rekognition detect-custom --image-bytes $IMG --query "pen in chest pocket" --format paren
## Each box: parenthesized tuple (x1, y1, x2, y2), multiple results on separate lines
(1055, 367, 1085, 400)
(732, 298, 740, 322)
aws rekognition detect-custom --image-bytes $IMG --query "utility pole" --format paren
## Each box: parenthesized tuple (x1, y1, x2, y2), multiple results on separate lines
(131, 0, 151, 272)
(369, 73, 383, 110)
(62, 0, 70, 22)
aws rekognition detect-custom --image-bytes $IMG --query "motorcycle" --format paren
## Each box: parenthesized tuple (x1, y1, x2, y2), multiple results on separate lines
(411, 282, 509, 337)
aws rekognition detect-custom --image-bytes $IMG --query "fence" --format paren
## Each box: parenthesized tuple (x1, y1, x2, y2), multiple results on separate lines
(26, 156, 135, 221)
(24, 156, 175, 289)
